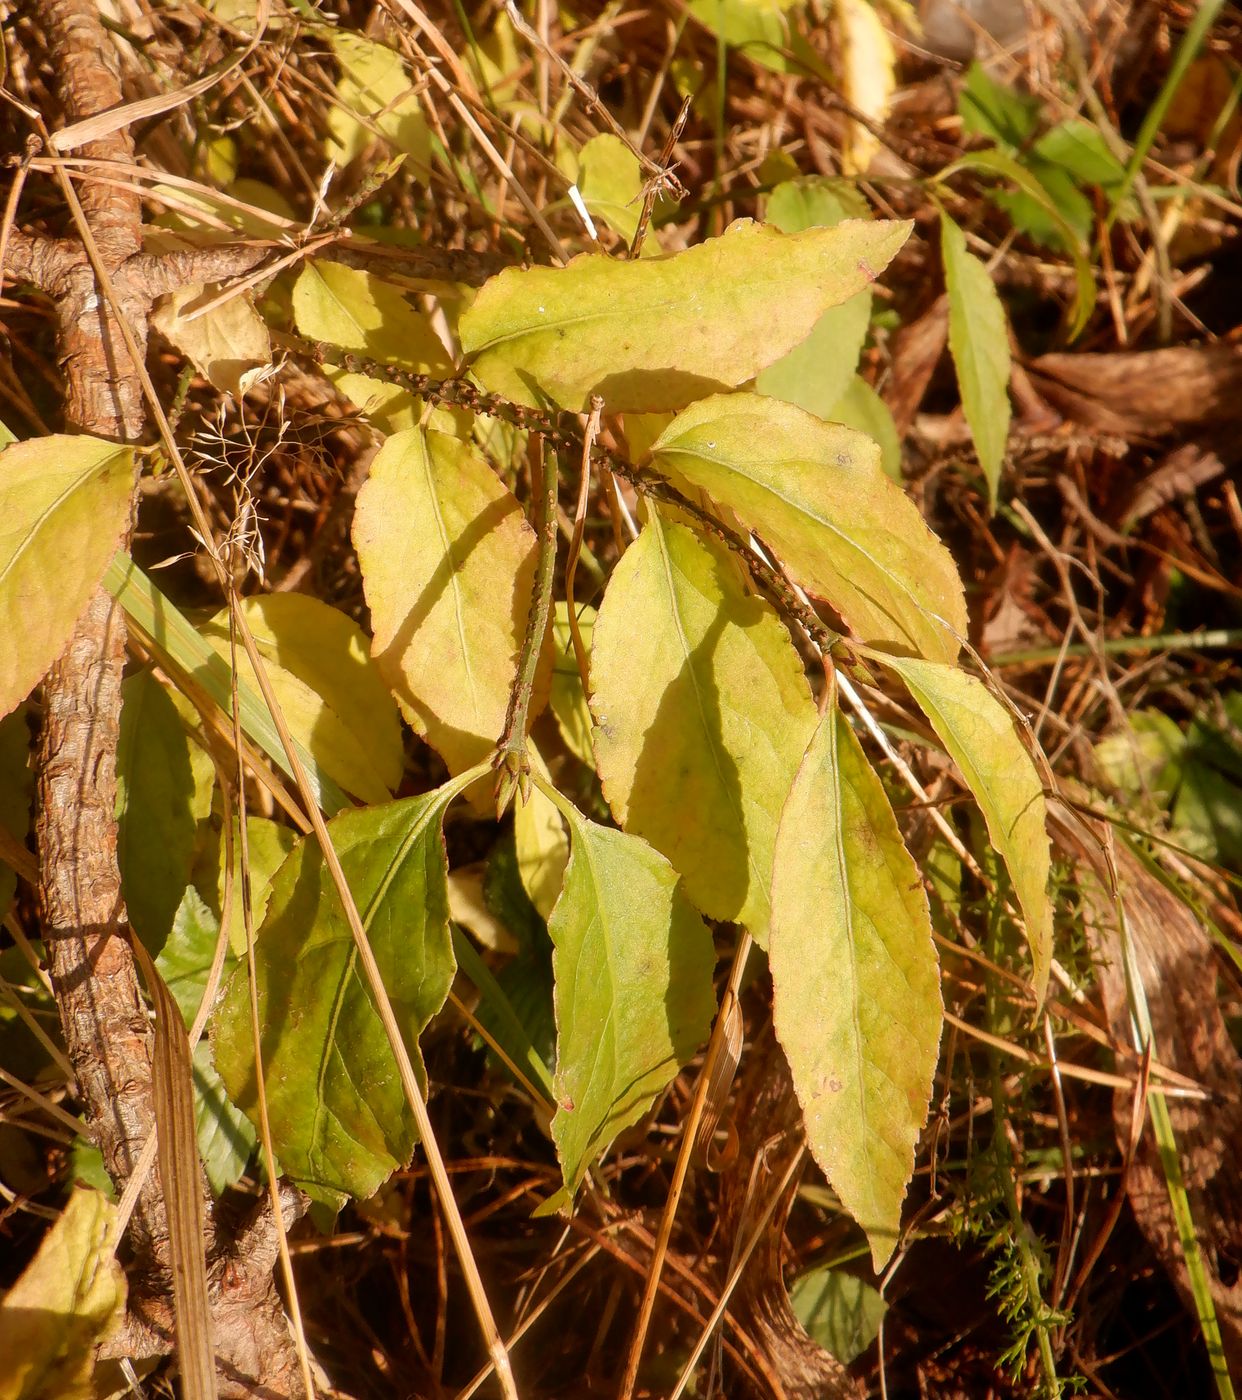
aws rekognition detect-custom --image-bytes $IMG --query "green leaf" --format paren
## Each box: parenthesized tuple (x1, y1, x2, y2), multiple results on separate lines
(941, 214, 1011, 511)
(650, 392, 966, 663)
(354, 428, 539, 787)
(589, 516, 818, 941)
(200, 594, 404, 805)
(573, 134, 643, 243)
(460, 217, 910, 412)
(770, 705, 942, 1270)
(685, 0, 800, 71)
(0, 436, 133, 721)
(212, 785, 462, 1209)
(937, 149, 1096, 337)
(116, 670, 214, 952)
(326, 30, 430, 171)
(958, 60, 1041, 150)
(194, 815, 299, 958)
(156, 887, 255, 1193)
(546, 795, 716, 1193)
(293, 260, 454, 375)
(0, 708, 32, 918)
(789, 1267, 887, 1365)
(827, 375, 902, 481)
(877, 653, 1052, 1001)
(1035, 119, 1127, 190)
(756, 178, 873, 419)
(0, 1188, 125, 1400)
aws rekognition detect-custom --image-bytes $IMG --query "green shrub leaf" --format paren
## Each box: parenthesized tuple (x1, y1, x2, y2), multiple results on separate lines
(460, 217, 910, 412)
(0, 436, 133, 721)
(941, 214, 1011, 510)
(546, 797, 716, 1193)
(878, 653, 1052, 1001)
(771, 704, 942, 1270)
(650, 392, 966, 663)
(589, 515, 818, 941)
(116, 670, 215, 952)
(212, 786, 461, 1210)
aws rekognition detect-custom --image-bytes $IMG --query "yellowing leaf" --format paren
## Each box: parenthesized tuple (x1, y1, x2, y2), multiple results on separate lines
(651, 393, 966, 663)
(460, 218, 910, 412)
(326, 30, 430, 170)
(354, 428, 538, 784)
(836, 0, 897, 175)
(514, 745, 569, 920)
(941, 214, 1011, 510)
(589, 516, 818, 942)
(548, 801, 716, 1192)
(200, 594, 403, 805)
(0, 1188, 125, 1400)
(549, 600, 595, 767)
(292, 260, 453, 375)
(878, 653, 1052, 1001)
(212, 785, 462, 1209)
(0, 436, 133, 720)
(771, 705, 942, 1270)
(151, 282, 271, 398)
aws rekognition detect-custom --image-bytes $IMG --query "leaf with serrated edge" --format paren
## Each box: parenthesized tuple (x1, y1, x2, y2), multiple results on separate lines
(548, 800, 716, 1193)
(589, 516, 818, 942)
(0, 436, 133, 720)
(293, 260, 452, 374)
(651, 392, 966, 664)
(460, 218, 910, 412)
(355, 427, 538, 785)
(200, 594, 403, 805)
(212, 784, 463, 1209)
(941, 215, 1011, 510)
(878, 652, 1051, 1001)
(771, 704, 942, 1270)
(0, 1188, 125, 1400)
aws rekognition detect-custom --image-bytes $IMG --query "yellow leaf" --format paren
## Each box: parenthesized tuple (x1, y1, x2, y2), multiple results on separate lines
(878, 653, 1052, 1001)
(0, 436, 133, 720)
(152, 282, 271, 398)
(0, 1189, 126, 1400)
(589, 515, 818, 942)
(200, 594, 403, 805)
(326, 30, 430, 171)
(354, 428, 539, 787)
(292, 259, 453, 375)
(460, 218, 910, 412)
(771, 704, 941, 1270)
(651, 393, 966, 663)
(836, 0, 897, 175)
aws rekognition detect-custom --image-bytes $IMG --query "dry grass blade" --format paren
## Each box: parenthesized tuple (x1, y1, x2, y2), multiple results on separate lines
(127, 935, 217, 1400)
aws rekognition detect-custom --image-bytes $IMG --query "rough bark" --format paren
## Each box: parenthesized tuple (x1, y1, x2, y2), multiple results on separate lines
(717, 1033, 862, 1400)
(25, 0, 309, 1393)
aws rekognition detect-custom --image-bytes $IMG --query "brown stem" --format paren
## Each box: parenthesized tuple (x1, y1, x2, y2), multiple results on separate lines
(27, 1, 311, 1394)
